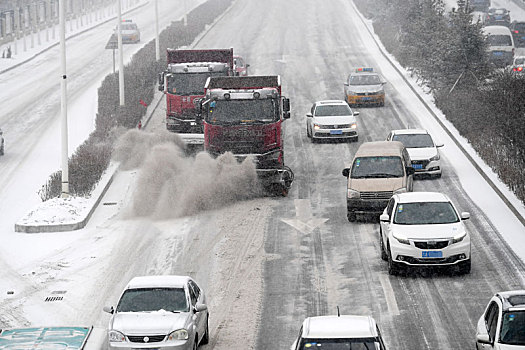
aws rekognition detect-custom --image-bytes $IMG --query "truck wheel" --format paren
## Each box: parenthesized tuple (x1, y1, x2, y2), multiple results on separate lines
(0, 144, 3, 156)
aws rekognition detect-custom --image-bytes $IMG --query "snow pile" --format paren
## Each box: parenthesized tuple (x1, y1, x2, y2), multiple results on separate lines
(113, 129, 261, 219)
(17, 196, 90, 226)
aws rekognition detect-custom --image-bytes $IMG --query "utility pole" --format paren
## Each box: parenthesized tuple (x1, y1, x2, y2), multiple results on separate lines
(155, 0, 159, 61)
(117, 0, 125, 106)
(59, 0, 69, 198)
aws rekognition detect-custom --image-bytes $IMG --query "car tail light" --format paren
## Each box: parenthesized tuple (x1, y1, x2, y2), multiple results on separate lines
(514, 30, 519, 34)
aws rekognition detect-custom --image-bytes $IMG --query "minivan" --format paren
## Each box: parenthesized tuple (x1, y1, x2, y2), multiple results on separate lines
(342, 141, 414, 222)
(484, 25, 515, 67)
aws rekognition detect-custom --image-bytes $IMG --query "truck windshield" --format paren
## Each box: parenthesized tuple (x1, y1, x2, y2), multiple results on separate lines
(351, 156, 404, 179)
(167, 72, 225, 96)
(205, 99, 279, 124)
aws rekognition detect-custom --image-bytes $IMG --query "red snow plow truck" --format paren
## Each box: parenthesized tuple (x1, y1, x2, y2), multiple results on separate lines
(197, 76, 294, 195)
(158, 48, 234, 145)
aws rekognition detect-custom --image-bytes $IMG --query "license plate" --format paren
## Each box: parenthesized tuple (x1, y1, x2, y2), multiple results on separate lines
(493, 51, 503, 56)
(422, 251, 443, 258)
(330, 130, 343, 135)
(412, 164, 423, 169)
(361, 97, 371, 101)
(495, 16, 502, 19)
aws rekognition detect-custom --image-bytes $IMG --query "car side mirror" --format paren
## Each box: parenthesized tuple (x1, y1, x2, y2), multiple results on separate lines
(436, 143, 444, 148)
(194, 303, 208, 313)
(246, 64, 250, 68)
(342, 168, 350, 177)
(476, 333, 491, 345)
(406, 166, 415, 175)
(103, 306, 114, 314)
(344, 82, 349, 86)
(353, 111, 360, 116)
(460, 212, 470, 220)
(306, 113, 313, 118)
(283, 98, 291, 113)
(380, 214, 390, 222)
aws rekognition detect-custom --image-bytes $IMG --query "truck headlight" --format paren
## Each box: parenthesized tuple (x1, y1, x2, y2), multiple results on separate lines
(452, 231, 467, 243)
(392, 232, 410, 245)
(430, 154, 440, 161)
(108, 330, 126, 342)
(168, 329, 189, 341)
(347, 189, 360, 199)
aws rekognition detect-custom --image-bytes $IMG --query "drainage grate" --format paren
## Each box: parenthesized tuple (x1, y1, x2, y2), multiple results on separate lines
(45, 296, 63, 302)
(51, 290, 67, 295)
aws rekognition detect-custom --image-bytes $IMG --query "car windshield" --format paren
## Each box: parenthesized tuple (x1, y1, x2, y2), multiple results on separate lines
(300, 338, 380, 349)
(116, 287, 188, 313)
(514, 58, 525, 65)
(167, 72, 225, 96)
(488, 35, 512, 46)
(500, 311, 525, 345)
(234, 57, 245, 67)
(392, 133, 434, 148)
(349, 74, 381, 85)
(205, 99, 279, 124)
(351, 156, 404, 178)
(315, 105, 352, 117)
(121, 24, 137, 30)
(393, 201, 459, 225)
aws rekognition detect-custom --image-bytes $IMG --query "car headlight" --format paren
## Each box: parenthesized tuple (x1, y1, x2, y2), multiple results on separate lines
(430, 154, 440, 161)
(452, 231, 467, 244)
(313, 123, 320, 130)
(108, 330, 126, 342)
(168, 329, 189, 341)
(392, 232, 410, 245)
(350, 123, 357, 129)
(347, 189, 360, 199)
(393, 188, 407, 195)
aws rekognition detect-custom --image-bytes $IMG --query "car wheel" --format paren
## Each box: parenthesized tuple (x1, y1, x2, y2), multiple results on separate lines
(201, 317, 209, 345)
(458, 259, 471, 275)
(193, 337, 198, 350)
(307, 126, 311, 138)
(353, 136, 358, 142)
(347, 212, 357, 222)
(434, 173, 442, 179)
(387, 244, 399, 275)
(379, 229, 388, 261)
(0, 143, 3, 156)
(311, 136, 317, 143)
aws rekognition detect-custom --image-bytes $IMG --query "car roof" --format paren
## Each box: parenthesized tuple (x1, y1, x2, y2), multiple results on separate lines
(396, 192, 450, 203)
(483, 25, 512, 35)
(126, 275, 191, 289)
(354, 141, 405, 157)
(315, 100, 348, 106)
(497, 290, 525, 311)
(391, 129, 429, 135)
(301, 315, 378, 339)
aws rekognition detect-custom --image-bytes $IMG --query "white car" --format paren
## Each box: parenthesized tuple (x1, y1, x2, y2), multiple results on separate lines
(103, 275, 209, 350)
(115, 20, 140, 44)
(379, 192, 471, 275)
(476, 290, 525, 349)
(387, 129, 443, 178)
(306, 100, 359, 142)
(291, 315, 387, 350)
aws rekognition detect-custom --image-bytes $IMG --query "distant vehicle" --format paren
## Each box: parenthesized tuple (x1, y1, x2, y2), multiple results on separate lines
(344, 67, 386, 107)
(471, 11, 488, 25)
(469, 0, 490, 12)
(233, 55, 249, 76)
(509, 21, 525, 47)
(290, 315, 388, 350)
(0, 128, 4, 156)
(114, 20, 140, 43)
(476, 290, 525, 349)
(386, 129, 443, 178)
(486, 8, 511, 27)
(103, 275, 209, 350)
(341, 141, 414, 222)
(483, 25, 515, 67)
(306, 100, 359, 142)
(379, 192, 471, 275)
(511, 56, 525, 73)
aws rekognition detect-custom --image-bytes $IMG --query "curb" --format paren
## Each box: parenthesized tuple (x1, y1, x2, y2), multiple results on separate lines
(0, 1, 149, 76)
(350, 0, 525, 227)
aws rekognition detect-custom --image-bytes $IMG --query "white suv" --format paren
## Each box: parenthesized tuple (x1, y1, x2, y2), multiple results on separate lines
(476, 290, 525, 349)
(379, 192, 471, 275)
(291, 315, 387, 349)
(387, 129, 443, 178)
(306, 100, 359, 142)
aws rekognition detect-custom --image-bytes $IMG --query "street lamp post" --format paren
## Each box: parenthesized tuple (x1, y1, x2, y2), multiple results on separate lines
(117, 0, 125, 106)
(59, 0, 69, 198)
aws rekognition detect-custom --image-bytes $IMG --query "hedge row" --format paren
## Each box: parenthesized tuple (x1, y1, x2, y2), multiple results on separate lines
(353, 0, 525, 205)
(39, 0, 233, 201)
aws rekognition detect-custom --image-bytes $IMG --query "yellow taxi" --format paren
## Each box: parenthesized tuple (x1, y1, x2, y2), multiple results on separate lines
(344, 68, 386, 106)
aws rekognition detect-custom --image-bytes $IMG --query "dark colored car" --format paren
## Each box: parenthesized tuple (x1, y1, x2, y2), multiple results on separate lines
(510, 21, 525, 47)
(486, 8, 511, 27)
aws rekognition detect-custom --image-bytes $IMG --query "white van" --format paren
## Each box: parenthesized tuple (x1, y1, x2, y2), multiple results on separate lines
(484, 25, 515, 67)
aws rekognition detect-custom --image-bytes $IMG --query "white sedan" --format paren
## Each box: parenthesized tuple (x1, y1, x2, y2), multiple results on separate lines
(306, 100, 359, 142)
(379, 192, 471, 275)
(387, 129, 443, 178)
